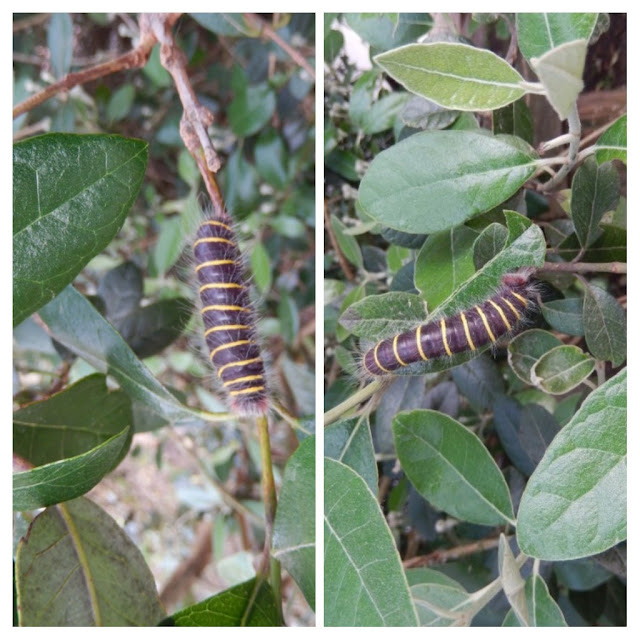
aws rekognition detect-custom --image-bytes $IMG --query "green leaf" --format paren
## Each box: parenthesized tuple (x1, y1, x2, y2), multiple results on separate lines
(540, 297, 584, 336)
(324, 417, 377, 495)
(517, 368, 626, 560)
(583, 282, 627, 366)
(340, 291, 427, 341)
(250, 241, 272, 294)
(38, 286, 203, 424)
(411, 580, 474, 626)
(401, 96, 459, 130)
(473, 222, 508, 268)
(324, 29, 344, 64)
(228, 82, 276, 138)
(13, 134, 149, 326)
(106, 84, 135, 123)
(345, 13, 433, 53)
(508, 329, 564, 384)
(189, 13, 257, 37)
(350, 71, 410, 134)
(571, 157, 620, 248)
(159, 578, 277, 626)
(13, 373, 131, 467)
(531, 40, 587, 120)
(47, 13, 73, 79)
(15, 497, 165, 626)
(13, 426, 130, 511)
(272, 436, 315, 611)
(532, 345, 595, 395)
(493, 99, 534, 146)
(594, 114, 627, 165)
(375, 43, 526, 111)
(277, 293, 300, 344)
(357, 130, 537, 234)
(330, 214, 363, 269)
(324, 458, 418, 626)
(255, 128, 288, 188)
(393, 410, 515, 526)
(516, 13, 598, 61)
(415, 226, 477, 309)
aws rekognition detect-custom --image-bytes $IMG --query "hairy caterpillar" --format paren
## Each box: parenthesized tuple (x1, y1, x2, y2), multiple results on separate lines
(194, 210, 268, 415)
(363, 270, 537, 377)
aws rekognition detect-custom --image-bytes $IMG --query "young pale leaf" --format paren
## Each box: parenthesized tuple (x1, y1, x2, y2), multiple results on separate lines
(583, 282, 627, 366)
(415, 226, 477, 309)
(324, 458, 418, 626)
(532, 345, 595, 394)
(272, 436, 315, 611)
(38, 286, 204, 425)
(13, 134, 148, 326)
(15, 498, 165, 626)
(393, 410, 515, 526)
(517, 368, 626, 560)
(160, 578, 278, 626)
(375, 43, 526, 111)
(498, 535, 527, 624)
(324, 417, 378, 495)
(357, 130, 537, 234)
(594, 114, 627, 165)
(502, 575, 567, 626)
(571, 157, 620, 248)
(516, 13, 598, 61)
(531, 40, 587, 120)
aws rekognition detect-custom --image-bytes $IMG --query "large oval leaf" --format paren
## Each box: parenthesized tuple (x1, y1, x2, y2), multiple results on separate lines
(324, 458, 418, 626)
(394, 410, 515, 526)
(375, 42, 526, 111)
(13, 134, 148, 326)
(272, 436, 315, 611)
(517, 368, 626, 560)
(357, 130, 537, 234)
(15, 497, 165, 626)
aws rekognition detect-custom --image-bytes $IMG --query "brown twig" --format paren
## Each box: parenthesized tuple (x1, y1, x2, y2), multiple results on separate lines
(12, 16, 162, 119)
(244, 13, 315, 80)
(539, 261, 626, 275)
(403, 535, 505, 568)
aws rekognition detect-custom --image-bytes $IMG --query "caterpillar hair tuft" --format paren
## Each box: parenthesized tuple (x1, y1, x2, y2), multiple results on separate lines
(194, 208, 268, 415)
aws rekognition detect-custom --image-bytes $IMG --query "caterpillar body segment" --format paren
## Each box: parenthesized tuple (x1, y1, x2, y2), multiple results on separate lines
(194, 214, 268, 415)
(363, 272, 536, 377)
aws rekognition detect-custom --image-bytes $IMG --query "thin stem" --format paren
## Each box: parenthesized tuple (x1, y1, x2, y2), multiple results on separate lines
(541, 103, 582, 191)
(538, 261, 626, 275)
(324, 379, 382, 426)
(256, 413, 283, 623)
(539, 133, 573, 154)
(245, 13, 315, 79)
(271, 401, 310, 435)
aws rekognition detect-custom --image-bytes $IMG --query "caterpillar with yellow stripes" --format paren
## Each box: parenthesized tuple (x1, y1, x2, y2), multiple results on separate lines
(363, 270, 537, 377)
(193, 210, 268, 415)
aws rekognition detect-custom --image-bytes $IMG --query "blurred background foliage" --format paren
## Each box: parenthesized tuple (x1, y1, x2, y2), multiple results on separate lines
(13, 13, 315, 624)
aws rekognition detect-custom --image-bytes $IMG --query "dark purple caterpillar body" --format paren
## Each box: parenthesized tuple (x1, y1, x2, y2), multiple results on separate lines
(194, 212, 268, 415)
(363, 271, 537, 377)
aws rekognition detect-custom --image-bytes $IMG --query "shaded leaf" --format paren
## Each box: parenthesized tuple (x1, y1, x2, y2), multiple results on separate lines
(532, 345, 595, 395)
(394, 410, 515, 526)
(583, 282, 627, 366)
(15, 497, 165, 626)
